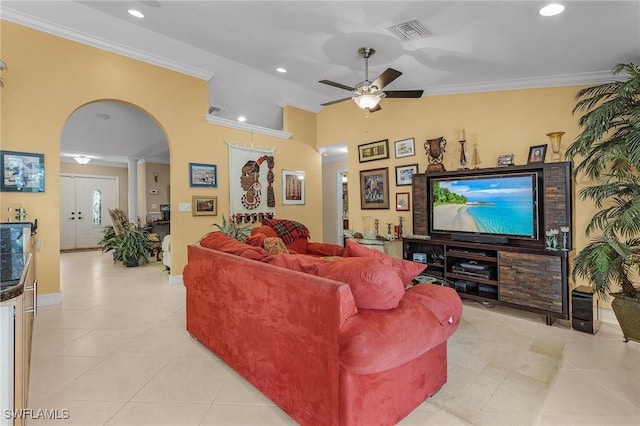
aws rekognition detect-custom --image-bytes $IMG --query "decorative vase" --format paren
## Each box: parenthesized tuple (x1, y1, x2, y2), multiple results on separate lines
(612, 294, 640, 343)
(547, 131, 565, 162)
(424, 137, 446, 172)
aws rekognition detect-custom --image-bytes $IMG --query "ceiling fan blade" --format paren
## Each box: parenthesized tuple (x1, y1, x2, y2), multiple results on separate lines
(321, 97, 353, 106)
(383, 90, 424, 98)
(371, 68, 402, 91)
(368, 104, 382, 113)
(319, 80, 355, 92)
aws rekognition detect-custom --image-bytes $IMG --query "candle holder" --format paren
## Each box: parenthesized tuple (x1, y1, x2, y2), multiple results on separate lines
(386, 223, 393, 240)
(471, 143, 481, 169)
(547, 131, 566, 162)
(458, 139, 468, 170)
(560, 226, 570, 251)
(374, 218, 379, 237)
(398, 216, 404, 238)
(545, 229, 559, 250)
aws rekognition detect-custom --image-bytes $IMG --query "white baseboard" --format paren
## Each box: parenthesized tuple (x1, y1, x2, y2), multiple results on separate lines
(37, 292, 62, 306)
(169, 274, 183, 286)
(596, 307, 619, 326)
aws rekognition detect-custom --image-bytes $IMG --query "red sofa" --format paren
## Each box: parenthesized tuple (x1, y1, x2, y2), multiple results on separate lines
(183, 232, 462, 426)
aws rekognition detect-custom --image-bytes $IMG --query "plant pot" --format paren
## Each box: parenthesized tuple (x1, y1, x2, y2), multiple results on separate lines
(611, 293, 640, 343)
(124, 258, 139, 268)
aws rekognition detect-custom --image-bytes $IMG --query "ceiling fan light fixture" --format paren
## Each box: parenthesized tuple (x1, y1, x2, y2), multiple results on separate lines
(354, 94, 380, 110)
(74, 156, 91, 165)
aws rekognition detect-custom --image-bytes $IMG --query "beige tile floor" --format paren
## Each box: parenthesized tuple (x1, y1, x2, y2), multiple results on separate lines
(26, 251, 640, 425)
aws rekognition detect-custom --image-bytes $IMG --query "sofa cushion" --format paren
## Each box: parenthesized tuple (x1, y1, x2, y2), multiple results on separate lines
(263, 237, 289, 255)
(264, 255, 404, 310)
(306, 242, 345, 257)
(200, 232, 268, 260)
(340, 285, 462, 375)
(344, 239, 426, 285)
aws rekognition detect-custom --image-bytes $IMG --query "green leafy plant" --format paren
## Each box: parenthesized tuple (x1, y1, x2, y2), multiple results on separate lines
(98, 223, 152, 266)
(565, 63, 640, 300)
(209, 214, 251, 242)
(0, 59, 6, 88)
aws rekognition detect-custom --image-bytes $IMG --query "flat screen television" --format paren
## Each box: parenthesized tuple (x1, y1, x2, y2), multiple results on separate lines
(428, 171, 541, 242)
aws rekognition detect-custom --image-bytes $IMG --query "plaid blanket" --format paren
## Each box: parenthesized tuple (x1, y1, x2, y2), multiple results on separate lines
(263, 219, 310, 244)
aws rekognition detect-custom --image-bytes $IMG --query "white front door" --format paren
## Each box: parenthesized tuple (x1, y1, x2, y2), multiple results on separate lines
(60, 175, 118, 249)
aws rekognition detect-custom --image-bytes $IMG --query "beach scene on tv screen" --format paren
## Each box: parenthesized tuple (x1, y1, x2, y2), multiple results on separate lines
(432, 175, 536, 238)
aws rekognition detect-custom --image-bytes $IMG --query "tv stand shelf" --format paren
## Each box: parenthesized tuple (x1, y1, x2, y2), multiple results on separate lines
(404, 237, 571, 325)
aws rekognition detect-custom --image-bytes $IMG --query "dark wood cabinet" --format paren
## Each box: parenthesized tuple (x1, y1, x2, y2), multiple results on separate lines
(403, 237, 570, 325)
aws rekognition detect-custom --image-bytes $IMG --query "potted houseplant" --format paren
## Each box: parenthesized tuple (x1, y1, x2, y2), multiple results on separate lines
(210, 214, 251, 242)
(565, 62, 640, 343)
(98, 223, 152, 266)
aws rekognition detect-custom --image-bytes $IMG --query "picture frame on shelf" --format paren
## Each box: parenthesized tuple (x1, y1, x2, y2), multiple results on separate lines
(396, 192, 410, 211)
(0, 150, 45, 192)
(359, 167, 390, 209)
(192, 195, 217, 216)
(189, 162, 217, 188)
(496, 154, 515, 167)
(358, 139, 389, 163)
(282, 169, 305, 205)
(394, 138, 415, 158)
(527, 144, 547, 164)
(395, 164, 419, 186)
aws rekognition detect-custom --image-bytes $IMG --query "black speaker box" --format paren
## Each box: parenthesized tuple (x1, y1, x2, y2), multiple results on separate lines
(451, 233, 508, 245)
(572, 286, 600, 334)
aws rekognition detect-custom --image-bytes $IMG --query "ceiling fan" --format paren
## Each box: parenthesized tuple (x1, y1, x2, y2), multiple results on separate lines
(319, 47, 424, 112)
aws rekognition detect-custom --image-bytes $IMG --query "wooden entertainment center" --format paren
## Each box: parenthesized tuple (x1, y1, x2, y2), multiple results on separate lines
(407, 162, 573, 325)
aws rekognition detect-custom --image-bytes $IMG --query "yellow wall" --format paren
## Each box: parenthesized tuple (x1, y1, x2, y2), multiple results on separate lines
(0, 22, 323, 297)
(317, 87, 604, 304)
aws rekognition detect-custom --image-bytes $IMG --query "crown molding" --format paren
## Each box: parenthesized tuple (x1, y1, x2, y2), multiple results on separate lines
(1, 7, 212, 81)
(205, 115, 292, 140)
(423, 71, 619, 96)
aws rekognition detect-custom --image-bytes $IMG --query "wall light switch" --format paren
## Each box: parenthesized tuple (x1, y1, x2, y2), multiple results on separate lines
(151, 204, 158, 210)
(178, 202, 191, 212)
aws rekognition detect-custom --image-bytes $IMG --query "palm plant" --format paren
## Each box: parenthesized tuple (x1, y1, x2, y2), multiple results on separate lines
(565, 63, 640, 301)
(0, 59, 6, 88)
(210, 214, 251, 242)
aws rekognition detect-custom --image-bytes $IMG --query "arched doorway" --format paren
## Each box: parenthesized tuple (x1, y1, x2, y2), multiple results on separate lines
(59, 101, 170, 250)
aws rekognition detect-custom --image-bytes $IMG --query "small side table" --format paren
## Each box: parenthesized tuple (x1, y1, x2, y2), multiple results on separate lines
(352, 238, 402, 259)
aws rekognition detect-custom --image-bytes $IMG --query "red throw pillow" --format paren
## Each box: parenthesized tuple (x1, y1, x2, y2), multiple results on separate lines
(264, 255, 404, 310)
(251, 226, 278, 238)
(200, 232, 268, 261)
(344, 239, 425, 286)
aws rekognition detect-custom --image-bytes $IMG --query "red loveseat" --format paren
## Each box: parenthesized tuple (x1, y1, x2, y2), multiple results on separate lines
(183, 232, 462, 425)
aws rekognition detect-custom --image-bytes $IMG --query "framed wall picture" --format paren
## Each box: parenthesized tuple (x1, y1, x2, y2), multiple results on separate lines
(0, 150, 45, 192)
(282, 169, 305, 205)
(395, 164, 419, 186)
(189, 162, 217, 188)
(192, 195, 217, 216)
(394, 138, 415, 158)
(497, 154, 515, 167)
(396, 192, 410, 211)
(527, 144, 547, 164)
(360, 167, 389, 209)
(358, 139, 389, 163)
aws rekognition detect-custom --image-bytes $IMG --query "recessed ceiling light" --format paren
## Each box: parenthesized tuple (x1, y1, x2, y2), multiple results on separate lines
(128, 9, 145, 18)
(237, 116, 247, 122)
(539, 3, 565, 17)
(276, 67, 287, 73)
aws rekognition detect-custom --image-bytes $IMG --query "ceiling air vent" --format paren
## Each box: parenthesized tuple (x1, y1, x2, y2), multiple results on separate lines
(387, 19, 431, 42)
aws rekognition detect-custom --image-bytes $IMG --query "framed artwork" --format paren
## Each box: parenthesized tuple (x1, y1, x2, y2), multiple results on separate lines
(359, 167, 390, 209)
(189, 162, 217, 188)
(527, 144, 547, 164)
(395, 163, 419, 186)
(192, 195, 217, 216)
(0, 150, 45, 192)
(497, 154, 515, 167)
(358, 139, 389, 163)
(282, 169, 305, 205)
(394, 138, 415, 158)
(396, 192, 410, 211)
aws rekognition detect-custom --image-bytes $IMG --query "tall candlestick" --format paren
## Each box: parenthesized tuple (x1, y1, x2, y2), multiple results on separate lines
(459, 129, 465, 141)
